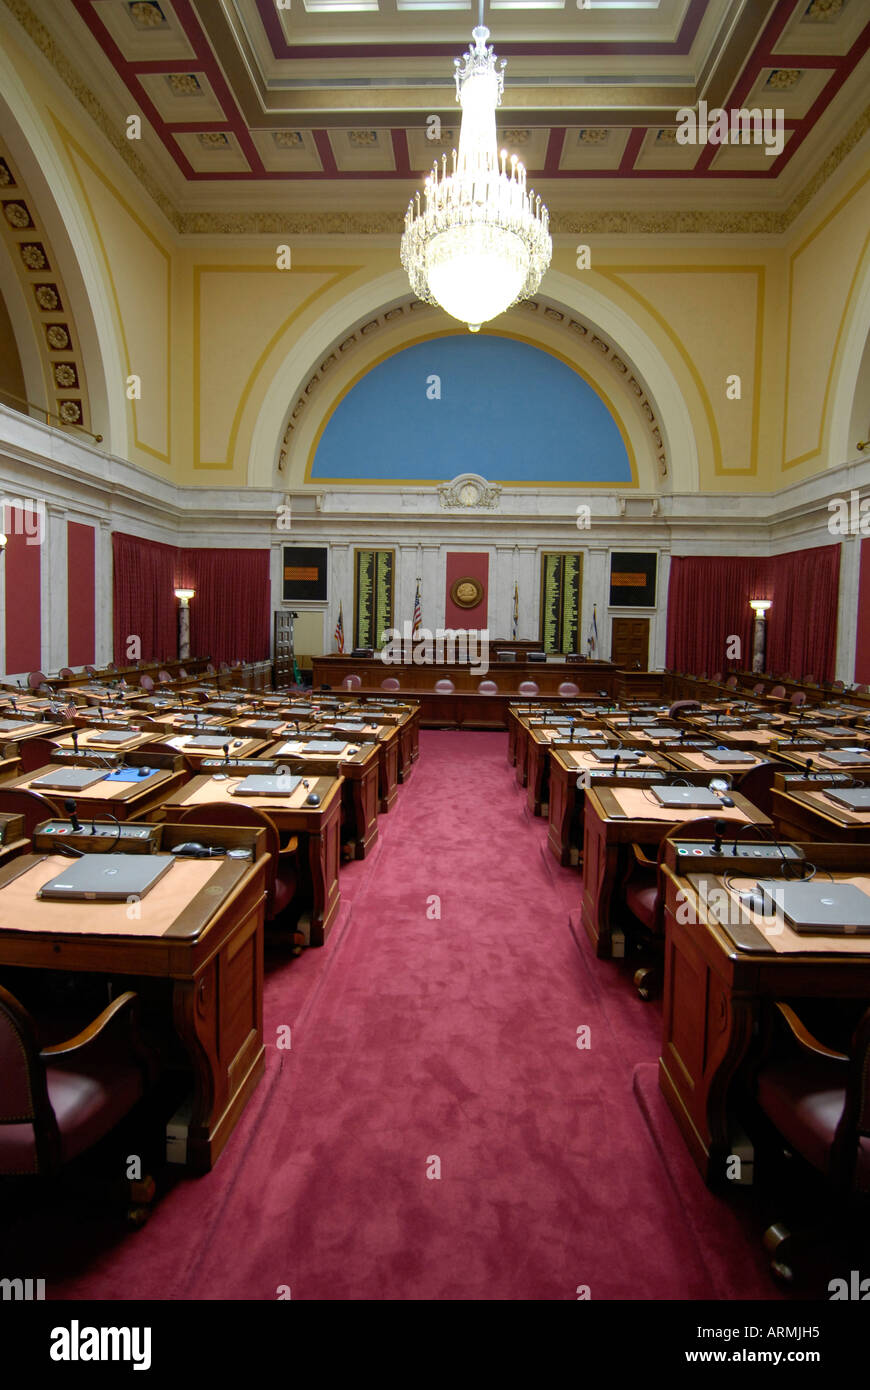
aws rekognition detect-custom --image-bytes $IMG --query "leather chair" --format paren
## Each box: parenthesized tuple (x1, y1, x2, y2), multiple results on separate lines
(166, 802, 297, 923)
(725, 675, 739, 690)
(58, 667, 74, 680)
(27, 671, 49, 691)
(518, 681, 539, 696)
(157, 670, 172, 684)
(380, 677, 400, 691)
(478, 679, 498, 694)
(0, 985, 153, 1178)
(206, 663, 216, 675)
(752, 683, 766, 696)
(139, 674, 155, 693)
(790, 691, 807, 708)
(668, 700, 701, 719)
(752, 1001, 870, 1282)
(0, 788, 61, 838)
(712, 672, 723, 683)
(734, 761, 778, 818)
(85, 665, 98, 677)
(16, 736, 60, 776)
(342, 674, 362, 690)
(770, 685, 787, 699)
(624, 817, 766, 999)
(558, 681, 579, 697)
(177, 667, 188, 680)
(434, 679, 455, 693)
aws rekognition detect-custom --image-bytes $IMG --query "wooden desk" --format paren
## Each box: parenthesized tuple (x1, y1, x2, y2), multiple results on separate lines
(772, 785, 870, 842)
(546, 749, 672, 866)
(265, 737, 379, 859)
(51, 729, 159, 755)
(0, 810, 28, 865)
(316, 720, 399, 813)
(7, 765, 186, 822)
(659, 847, 870, 1184)
(524, 723, 610, 814)
(664, 746, 769, 775)
(161, 773, 342, 945)
(0, 848, 267, 1172)
(580, 786, 771, 958)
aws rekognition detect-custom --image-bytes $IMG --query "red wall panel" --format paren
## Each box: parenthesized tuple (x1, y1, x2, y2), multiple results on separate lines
(444, 551, 489, 629)
(856, 538, 870, 684)
(67, 521, 95, 666)
(4, 504, 41, 675)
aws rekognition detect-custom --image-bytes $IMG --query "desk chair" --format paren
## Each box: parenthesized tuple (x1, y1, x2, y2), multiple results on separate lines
(712, 671, 723, 683)
(342, 675, 362, 691)
(139, 675, 155, 693)
(478, 679, 498, 694)
(734, 761, 778, 818)
(168, 802, 297, 924)
(623, 817, 765, 1000)
(668, 700, 701, 718)
(157, 669, 172, 684)
(58, 667, 75, 680)
(770, 685, 787, 699)
(27, 671, 49, 691)
(381, 678, 400, 691)
(725, 675, 739, 690)
(558, 681, 579, 697)
(518, 681, 539, 696)
(790, 691, 807, 708)
(435, 679, 455, 694)
(0, 985, 156, 1219)
(0, 788, 60, 839)
(751, 1001, 870, 1283)
(752, 683, 766, 696)
(16, 737, 59, 775)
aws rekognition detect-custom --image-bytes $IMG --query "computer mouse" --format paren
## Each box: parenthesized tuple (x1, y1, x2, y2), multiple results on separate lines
(719, 795, 735, 807)
(171, 842, 207, 856)
(138, 766, 150, 776)
(306, 792, 321, 806)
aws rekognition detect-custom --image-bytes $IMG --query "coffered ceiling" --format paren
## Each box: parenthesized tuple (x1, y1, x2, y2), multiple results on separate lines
(6, 0, 870, 226)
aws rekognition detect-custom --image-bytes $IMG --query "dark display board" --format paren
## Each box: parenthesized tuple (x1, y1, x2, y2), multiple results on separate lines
(282, 546, 328, 602)
(609, 552, 657, 608)
(354, 548, 395, 650)
(540, 552, 582, 654)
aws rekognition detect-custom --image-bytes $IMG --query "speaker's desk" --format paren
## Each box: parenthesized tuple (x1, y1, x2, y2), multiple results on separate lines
(0, 846, 267, 1172)
(659, 846, 870, 1185)
(7, 765, 187, 823)
(263, 737, 380, 859)
(161, 772, 342, 945)
(580, 786, 771, 958)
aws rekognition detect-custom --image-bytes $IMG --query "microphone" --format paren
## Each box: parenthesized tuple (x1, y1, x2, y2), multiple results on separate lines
(712, 818, 725, 855)
(805, 757, 813, 777)
(71, 729, 79, 752)
(612, 752, 620, 776)
(9, 697, 15, 712)
(63, 798, 82, 832)
(223, 743, 230, 767)
(680, 728, 686, 743)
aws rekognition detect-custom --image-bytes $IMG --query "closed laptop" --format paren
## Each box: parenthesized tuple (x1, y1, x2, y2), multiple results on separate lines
(32, 768, 107, 791)
(703, 748, 755, 764)
(37, 853, 174, 902)
(651, 786, 724, 810)
(822, 787, 870, 813)
(756, 879, 870, 935)
(231, 774, 302, 797)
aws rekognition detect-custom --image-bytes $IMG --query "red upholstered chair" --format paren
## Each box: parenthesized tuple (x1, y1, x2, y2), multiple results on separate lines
(27, 671, 48, 691)
(177, 668, 188, 680)
(735, 761, 777, 818)
(790, 691, 807, 708)
(85, 665, 98, 677)
(137, 660, 149, 669)
(477, 679, 498, 694)
(856, 685, 869, 695)
(752, 1001, 870, 1282)
(712, 672, 723, 683)
(518, 681, 539, 696)
(166, 802, 297, 923)
(342, 674, 362, 690)
(16, 737, 60, 776)
(725, 675, 739, 690)
(139, 674, 155, 692)
(157, 670, 172, 684)
(752, 683, 766, 696)
(206, 663, 216, 675)
(770, 685, 787, 699)
(0, 788, 61, 838)
(381, 678, 400, 691)
(104, 662, 117, 672)
(58, 667, 74, 680)
(435, 679, 455, 693)
(558, 681, 580, 697)
(0, 985, 153, 1178)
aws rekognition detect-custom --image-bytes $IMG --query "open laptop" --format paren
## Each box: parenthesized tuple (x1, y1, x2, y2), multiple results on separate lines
(37, 853, 174, 902)
(755, 879, 870, 935)
(651, 786, 725, 810)
(230, 774, 302, 797)
(32, 767, 107, 791)
(703, 748, 756, 764)
(822, 787, 870, 813)
(823, 749, 870, 766)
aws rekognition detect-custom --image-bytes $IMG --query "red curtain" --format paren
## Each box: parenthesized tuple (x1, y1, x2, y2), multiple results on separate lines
(857, 539, 870, 684)
(176, 547, 270, 666)
(112, 533, 270, 666)
(666, 545, 840, 682)
(112, 533, 176, 665)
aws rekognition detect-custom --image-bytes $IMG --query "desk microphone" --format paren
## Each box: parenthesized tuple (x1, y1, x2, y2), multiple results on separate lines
(64, 798, 82, 832)
(680, 728, 686, 743)
(712, 819, 725, 856)
(223, 743, 230, 766)
(805, 757, 813, 777)
(9, 697, 15, 712)
(71, 729, 79, 752)
(612, 753, 620, 775)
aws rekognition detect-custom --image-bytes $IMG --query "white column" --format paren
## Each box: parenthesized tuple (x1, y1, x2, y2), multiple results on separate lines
(517, 546, 537, 642)
(329, 543, 351, 651)
(584, 548, 609, 657)
(836, 535, 861, 681)
(44, 503, 67, 673)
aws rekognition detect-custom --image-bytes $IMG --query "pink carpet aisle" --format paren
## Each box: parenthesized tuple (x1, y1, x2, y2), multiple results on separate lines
(27, 732, 781, 1300)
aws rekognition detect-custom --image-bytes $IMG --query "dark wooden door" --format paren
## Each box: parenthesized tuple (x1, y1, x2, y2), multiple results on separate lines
(611, 617, 649, 670)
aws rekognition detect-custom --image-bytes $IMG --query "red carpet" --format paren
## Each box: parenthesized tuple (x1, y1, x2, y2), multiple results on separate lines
(12, 732, 782, 1300)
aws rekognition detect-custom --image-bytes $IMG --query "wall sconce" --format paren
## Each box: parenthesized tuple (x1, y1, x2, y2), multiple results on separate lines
(858, 440, 870, 452)
(174, 588, 195, 605)
(749, 599, 772, 617)
(749, 599, 771, 674)
(0, 533, 7, 552)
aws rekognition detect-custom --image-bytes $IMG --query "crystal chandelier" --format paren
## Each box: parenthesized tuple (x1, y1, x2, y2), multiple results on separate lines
(400, 24, 552, 334)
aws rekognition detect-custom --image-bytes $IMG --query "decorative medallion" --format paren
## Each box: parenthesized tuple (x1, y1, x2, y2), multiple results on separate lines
(45, 323, 71, 350)
(167, 74, 202, 97)
(33, 283, 62, 311)
(3, 201, 33, 229)
(20, 242, 49, 270)
(438, 473, 502, 511)
(450, 576, 484, 610)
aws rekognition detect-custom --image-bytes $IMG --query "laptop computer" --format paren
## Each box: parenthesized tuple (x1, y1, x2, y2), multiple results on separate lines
(89, 729, 137, 746)
(230, 774, 302, 797)
(822, 787, 870, 813)
(37, 853, 175, 902)
(32, 768, 107, 791)
(591, 748, 642, 763)
(301, 741, 346, 755)
(0, 719, 29, 731)
(755, 879, 870, 935)
(823, 749, 870, 766)
(651, 786, 725, 810)
(633, 726, 678, 738)
(185, 735, 231, 749)
(703, 748, 756, 764)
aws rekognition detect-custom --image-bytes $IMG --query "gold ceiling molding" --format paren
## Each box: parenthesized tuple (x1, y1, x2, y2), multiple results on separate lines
(3, 0, 869, 239)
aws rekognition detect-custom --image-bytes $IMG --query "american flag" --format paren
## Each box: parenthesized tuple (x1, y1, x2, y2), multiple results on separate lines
(334, 602, 345, 654)
(511, 581, 519, 641)
(412, 580, 422, 637)
(53, 701, 78, 721)
(587, 604, 599, 656)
